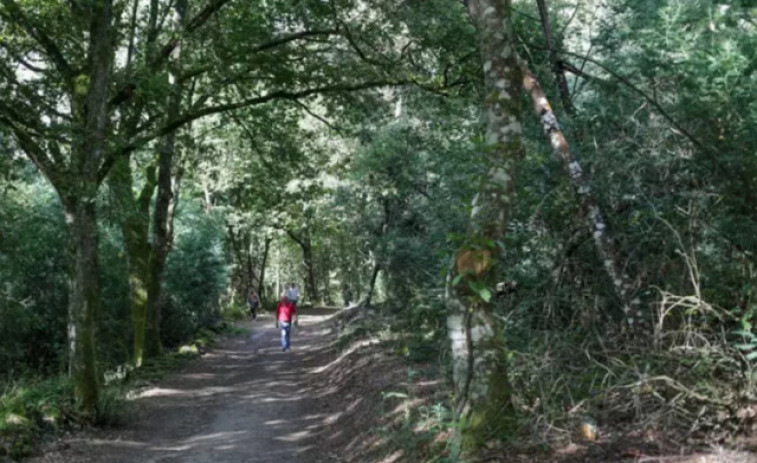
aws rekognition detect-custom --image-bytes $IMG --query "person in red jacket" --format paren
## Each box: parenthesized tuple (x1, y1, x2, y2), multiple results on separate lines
(275, 297, 298, 351)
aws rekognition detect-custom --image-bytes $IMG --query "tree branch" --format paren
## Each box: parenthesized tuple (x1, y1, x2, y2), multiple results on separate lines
(0, 0, 74, 79)
(542, 46, 707, 153)
(291, 100, 343, 134)
(535, 0, 574, 114)
(0, 114, 61, 183)
(109, 0, 234, 109)
(125, 80, 404, 153)
(250, 28, 340, 54)
(285, 229, 305, 247)
(0, 39, 47, 73)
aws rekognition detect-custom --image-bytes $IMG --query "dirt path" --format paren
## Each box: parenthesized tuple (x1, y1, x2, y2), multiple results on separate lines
(29, 309, 340, 463)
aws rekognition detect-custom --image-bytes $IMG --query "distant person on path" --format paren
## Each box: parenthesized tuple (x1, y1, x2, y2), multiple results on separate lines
(275, 297, 298, 351)
(247, 288, 260, 320)
(342, 284, 353, 307)
(284, 282, 300, 307)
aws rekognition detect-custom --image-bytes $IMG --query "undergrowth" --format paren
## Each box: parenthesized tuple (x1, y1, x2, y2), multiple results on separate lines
(335, 297, 458, 462)
(0, 316, 242, 460)
(503, 291, 757, 455)
(335, 288, 757, 461)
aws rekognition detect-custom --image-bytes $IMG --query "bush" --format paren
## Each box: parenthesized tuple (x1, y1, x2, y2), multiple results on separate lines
(162, 207, 229, 348)
(0, 377, 75, 459)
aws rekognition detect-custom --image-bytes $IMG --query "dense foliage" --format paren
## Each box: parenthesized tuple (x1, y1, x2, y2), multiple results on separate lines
(1, 0, 756, 460)
(0, 178, 229, 380)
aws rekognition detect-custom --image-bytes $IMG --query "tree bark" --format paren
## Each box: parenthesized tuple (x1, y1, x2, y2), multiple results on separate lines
(226, 225, 245, 303)
(258, 236, 272, 304)
(245, 232, 254, 288)
(144, 0, 187, 357)
(108, 157, 155, 366)
(447, 0, 524, 452)
(366, 256, 380, 307)
(144, 115, 180, 358)
(301, 232, 318, 303)
(63, 0, 114, 417)
(63, 197, 101, 418)
(522, 66, 640, 324)
(535, 0, 574, 114)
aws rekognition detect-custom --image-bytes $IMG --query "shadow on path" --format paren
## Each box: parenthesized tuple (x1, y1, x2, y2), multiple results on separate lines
(29, 309, 344, 463)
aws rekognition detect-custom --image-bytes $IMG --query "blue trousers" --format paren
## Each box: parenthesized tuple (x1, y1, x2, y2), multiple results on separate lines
(279, 322, 292, 350)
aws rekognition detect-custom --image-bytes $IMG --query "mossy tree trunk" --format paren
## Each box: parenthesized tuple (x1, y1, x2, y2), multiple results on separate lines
(447, 0, 525, 453)
(62, 192, 101, 418)
(108, 157, 156, 366)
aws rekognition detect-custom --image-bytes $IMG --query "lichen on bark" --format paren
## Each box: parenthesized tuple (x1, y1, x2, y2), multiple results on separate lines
(446, 0, 525, 455)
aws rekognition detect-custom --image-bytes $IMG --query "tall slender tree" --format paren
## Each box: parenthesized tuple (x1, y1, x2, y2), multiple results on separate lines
(446, 0, 524, 451)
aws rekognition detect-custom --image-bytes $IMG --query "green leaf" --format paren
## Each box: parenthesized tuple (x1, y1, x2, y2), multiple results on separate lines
(467, 280, 492, 302)
(746, 351, 757, 361)
(734, 343, 756, 351)
(452, 273, 465, 286)
(732, 330, 756, 340)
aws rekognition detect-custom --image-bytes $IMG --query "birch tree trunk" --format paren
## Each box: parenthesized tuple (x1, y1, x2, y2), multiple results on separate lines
(446, 0, 525, 452)
(522, 67, 641, 325)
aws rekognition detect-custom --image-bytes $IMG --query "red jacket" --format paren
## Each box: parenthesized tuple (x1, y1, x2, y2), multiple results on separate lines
(275, 298, 297, 322)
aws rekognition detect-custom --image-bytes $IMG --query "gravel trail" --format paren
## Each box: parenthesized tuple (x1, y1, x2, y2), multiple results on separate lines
(28, 309, 339, 463)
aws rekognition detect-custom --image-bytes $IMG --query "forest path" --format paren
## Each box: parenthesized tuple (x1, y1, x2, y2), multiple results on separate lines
(29, 308, 342, 463)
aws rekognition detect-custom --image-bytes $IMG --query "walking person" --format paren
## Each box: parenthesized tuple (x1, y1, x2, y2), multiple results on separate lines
(275, 296, 298, 351)
(247, 288, 260, 320)
(284, 282, 300, 307)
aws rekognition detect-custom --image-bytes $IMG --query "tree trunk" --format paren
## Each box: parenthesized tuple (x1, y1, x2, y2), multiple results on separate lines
(108, 157, 155, 366)
(63, 0, 114, 416)
(366, 256, 380, 307)
(226, 225, 245, 303)
(301, 233, 319, 303)
(535, 0, 574, 114)
(447, 0, 525, 452)
(63, 196, 101, 418)
(245, 232, 254, 288)
(144, 0, 186, 357)
(144, 128, 180, 357)
(258, 237, 271, 304)
(522, 66, 640, 324)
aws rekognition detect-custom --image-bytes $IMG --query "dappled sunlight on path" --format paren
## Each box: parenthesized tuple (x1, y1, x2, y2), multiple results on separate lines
(28, 309, 346, 463)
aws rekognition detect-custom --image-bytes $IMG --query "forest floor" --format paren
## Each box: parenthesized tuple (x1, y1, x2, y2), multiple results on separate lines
(22, 306, 757, 463)
(25, 308, 349, 463)
(24, 307, 438, 463)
